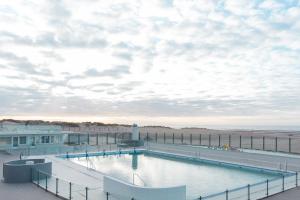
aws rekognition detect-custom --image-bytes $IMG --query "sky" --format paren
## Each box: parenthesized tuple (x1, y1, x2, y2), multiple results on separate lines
(0, 0, 300, 129)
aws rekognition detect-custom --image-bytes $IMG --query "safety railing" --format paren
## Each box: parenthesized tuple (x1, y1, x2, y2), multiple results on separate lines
(197, 172, 298, 200)
(139, 132, 300, 155)
(31, 168, 105, 200)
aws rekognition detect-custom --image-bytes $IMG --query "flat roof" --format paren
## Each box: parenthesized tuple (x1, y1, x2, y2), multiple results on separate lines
(0, 131, 64, 136)
(0, 124, 64, 136)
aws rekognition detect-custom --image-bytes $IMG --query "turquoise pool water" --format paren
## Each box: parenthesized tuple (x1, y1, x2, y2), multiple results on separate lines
(70, 152, 282, 199)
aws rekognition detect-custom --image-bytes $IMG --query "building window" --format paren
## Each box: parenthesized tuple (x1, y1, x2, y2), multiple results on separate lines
(0, 137, 11, 145)
(19, 136, 27, 145)
(41, 136, 50, 144)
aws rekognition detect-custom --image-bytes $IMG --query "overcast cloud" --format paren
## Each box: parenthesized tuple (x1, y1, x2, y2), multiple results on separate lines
(0, 0, 300, 128)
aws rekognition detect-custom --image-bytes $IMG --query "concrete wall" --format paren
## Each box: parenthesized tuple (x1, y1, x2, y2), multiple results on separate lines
(3, 159, 52, 183)
(104, 176, 186, 200)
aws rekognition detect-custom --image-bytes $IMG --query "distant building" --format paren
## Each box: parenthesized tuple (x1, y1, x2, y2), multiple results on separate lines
(0, 123, 66, 150)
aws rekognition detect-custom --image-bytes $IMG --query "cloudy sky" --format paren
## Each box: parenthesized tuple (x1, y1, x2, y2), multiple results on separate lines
(0, 0, 300, 128)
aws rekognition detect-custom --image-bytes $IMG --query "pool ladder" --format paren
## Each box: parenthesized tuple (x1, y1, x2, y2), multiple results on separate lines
(133, 173, 146, 186)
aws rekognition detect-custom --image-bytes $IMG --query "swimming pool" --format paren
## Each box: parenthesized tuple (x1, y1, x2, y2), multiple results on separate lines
(68, 150, 291, 200)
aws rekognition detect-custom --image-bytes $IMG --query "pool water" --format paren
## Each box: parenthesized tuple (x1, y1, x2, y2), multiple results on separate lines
(70, 153, 281, 199)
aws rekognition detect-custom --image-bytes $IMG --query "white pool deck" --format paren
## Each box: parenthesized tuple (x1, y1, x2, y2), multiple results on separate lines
(2, 143, 300, 200)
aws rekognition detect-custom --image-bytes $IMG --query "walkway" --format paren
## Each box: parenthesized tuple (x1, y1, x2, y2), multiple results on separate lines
(262, 187, 300, 200)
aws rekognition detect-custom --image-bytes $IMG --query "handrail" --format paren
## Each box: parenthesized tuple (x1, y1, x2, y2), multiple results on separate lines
(133, 172, 147, 186)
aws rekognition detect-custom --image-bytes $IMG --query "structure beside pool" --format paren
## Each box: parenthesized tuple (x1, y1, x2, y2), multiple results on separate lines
(0, 124, 67, 150)
(104, 176, 186, 200)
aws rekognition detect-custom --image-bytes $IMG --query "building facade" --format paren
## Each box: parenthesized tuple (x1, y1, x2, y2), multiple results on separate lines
(0, 123, 66, 150)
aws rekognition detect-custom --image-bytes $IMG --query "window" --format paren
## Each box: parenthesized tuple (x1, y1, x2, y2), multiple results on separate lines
(41, 136, 50, 144)
(0, 137, 11, 145)
(19, 136, 27, 145)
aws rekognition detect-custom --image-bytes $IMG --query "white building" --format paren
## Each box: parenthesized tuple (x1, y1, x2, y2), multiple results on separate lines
(0, 123, 65, 150)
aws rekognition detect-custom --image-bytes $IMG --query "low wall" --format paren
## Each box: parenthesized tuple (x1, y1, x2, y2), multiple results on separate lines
(104, 176, 186, 200)
(3, 159, 52, 183)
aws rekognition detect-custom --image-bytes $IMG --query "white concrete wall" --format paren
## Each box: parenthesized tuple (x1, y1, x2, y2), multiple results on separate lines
(104, 176, 186, 200)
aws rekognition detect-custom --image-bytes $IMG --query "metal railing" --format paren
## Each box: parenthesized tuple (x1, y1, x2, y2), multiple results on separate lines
(139, 132, 300, 154)
(65, 131, 300, 155)
(198, 172, 298, 200)
(31, 168, 105, 200)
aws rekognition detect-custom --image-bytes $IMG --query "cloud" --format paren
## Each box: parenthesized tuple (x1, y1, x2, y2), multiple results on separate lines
(112, 52, 132, 61)
(84, 65, 130, 78)
(0, 0, 300, 127)
(0, 51, 52, 76)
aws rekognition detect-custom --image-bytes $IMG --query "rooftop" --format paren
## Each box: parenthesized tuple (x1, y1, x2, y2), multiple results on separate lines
(0, 124, 64, 136)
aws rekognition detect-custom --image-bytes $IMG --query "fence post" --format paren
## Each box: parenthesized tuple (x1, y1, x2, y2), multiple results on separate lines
(200, 134, 202, 145)
(289, 137, 291, 153)
(147, 132, 149, 142)
(275, 137, 278, 152)
(85, 187, 88, 200)
(218, 134, 221, 147)
(296, 172, 298, 187)
(96, 133, 99, 146)
(31, 168, 33, 182)
(68, 134, 70, 145)
(87, 133, 90, 145)
(209, 134, 211, 147)
(240, 135, 242, 148)
(266, 179, 269, 197)
(38, 171, 40, 187)
(46, 175, 48, 191)
(263, 136, 265, 150)
(172, 133, 175, 144)
(181, 133, 183, 144)
(250, 136, 253, 149)
(56, 178, 58, 196)
(247, 184, 250, 200)
(69, 182, 72, 200)
(106, 192, 109, 200)
(139, 132, 141, 141)
(282, 175, 285, 191)
(229, 135, 231, 147)
(226, 190, 228, 200)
